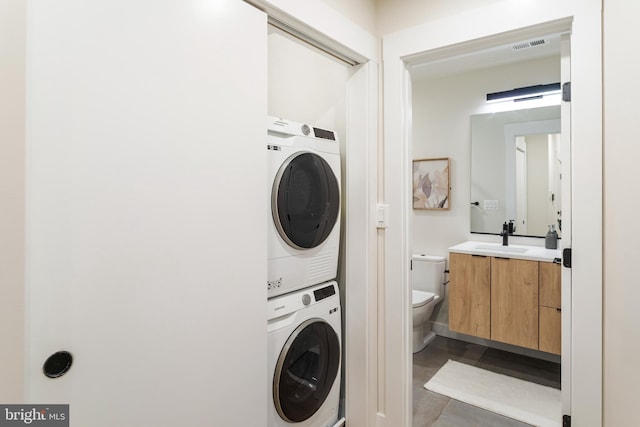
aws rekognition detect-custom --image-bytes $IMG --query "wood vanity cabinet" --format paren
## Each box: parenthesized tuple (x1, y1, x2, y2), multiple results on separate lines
(491, 257, 539, 349)
(449, 253, 491, 339)
(448, 252, 562, 354)
(539, 261, 562, 355)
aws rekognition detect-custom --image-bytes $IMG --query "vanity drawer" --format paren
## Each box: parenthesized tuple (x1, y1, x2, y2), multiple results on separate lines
(539, 305, 562, 355)
(538, 261, 561, 355)
(539, 261, 561, 308)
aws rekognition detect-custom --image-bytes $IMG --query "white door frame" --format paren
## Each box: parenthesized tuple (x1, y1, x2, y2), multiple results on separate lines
(559, 31, 573, 416)
(344, 61, 379, 427)
(383, 4, 602, 426)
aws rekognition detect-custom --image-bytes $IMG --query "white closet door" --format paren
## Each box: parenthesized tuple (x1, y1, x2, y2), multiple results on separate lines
(26, 1, 267, 426)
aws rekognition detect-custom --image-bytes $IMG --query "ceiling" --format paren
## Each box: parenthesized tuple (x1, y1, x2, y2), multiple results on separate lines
(409, 33, 561, 81)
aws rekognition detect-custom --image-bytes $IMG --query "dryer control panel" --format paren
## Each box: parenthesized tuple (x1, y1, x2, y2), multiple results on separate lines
(267, 116, 338, 142)
(314, 284, 336, 302)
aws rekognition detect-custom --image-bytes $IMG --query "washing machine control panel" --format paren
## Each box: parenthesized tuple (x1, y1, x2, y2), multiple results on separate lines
(267, 282, 339, 323)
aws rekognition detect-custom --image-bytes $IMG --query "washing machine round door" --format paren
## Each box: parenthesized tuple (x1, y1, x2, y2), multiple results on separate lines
(273, 152, 340, 250)
(273, 318, 340, 423)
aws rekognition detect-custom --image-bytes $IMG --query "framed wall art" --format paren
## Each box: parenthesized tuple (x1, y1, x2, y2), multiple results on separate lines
(412, 157, 450, 210)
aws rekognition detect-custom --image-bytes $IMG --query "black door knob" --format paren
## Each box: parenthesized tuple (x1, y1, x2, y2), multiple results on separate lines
(43, 351, 73, 378)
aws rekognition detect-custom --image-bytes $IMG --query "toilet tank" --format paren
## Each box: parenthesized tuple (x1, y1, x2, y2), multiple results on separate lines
(411, 254, 446, 296)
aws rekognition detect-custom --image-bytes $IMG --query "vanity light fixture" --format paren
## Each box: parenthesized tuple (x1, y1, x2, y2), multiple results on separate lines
(486, 82, 561, 103)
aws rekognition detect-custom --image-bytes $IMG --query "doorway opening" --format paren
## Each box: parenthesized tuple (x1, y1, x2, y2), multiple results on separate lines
(407, 29, 570, 426)
(265, 13, 379, 426)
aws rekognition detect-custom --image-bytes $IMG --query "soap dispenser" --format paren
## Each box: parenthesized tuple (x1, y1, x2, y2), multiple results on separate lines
(545, 224, 558, 249)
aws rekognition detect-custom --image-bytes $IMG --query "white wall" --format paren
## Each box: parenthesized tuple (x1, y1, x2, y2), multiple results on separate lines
(0, 0, 25, 403)
(603, 0, 640, 425)
(411, 55, 560, 258)
(268, 31, 353, 145)
(376, 0, 501, 36)
(321, 0, 377, 36)
(26, 2, 267, 426)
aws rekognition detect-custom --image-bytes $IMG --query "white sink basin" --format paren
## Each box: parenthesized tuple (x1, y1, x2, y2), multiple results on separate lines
(474, 245, 529, 253)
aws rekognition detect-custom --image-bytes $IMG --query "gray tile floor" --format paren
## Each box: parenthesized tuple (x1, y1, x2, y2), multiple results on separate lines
(412, 336, 561, 427)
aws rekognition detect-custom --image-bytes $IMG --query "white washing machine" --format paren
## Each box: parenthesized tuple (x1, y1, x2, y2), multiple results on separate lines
(267, 117, 341, 298)
(267, 281, 341, 427)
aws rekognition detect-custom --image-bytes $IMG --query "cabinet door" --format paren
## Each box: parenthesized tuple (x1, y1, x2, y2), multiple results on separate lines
(449, 253, 491, 339)
(539, 261, 561, 354)
(491, 257, 539, 349)
(540, 261, 561, 308)
(539, 306, 562, 354)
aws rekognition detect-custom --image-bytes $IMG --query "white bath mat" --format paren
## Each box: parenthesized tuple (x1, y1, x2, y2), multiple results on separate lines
(424, 360, 561, 427)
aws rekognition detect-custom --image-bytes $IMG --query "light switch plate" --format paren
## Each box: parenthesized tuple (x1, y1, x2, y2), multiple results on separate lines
(483, 200, 499, 210)
(376, 203, 389, 228)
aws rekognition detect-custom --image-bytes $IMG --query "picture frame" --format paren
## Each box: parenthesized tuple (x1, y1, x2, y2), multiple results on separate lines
(412, 157, 450, 210)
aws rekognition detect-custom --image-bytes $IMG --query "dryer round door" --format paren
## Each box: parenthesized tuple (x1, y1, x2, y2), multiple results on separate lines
(272, 152, 340, 250)
(273, 318, 340, 423)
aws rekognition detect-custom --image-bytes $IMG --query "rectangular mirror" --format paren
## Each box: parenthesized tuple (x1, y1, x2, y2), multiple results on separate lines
(470, 105, 561, 238)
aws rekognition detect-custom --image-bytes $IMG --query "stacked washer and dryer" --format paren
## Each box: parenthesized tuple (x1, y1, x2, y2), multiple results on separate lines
(266, 117, 344, 427)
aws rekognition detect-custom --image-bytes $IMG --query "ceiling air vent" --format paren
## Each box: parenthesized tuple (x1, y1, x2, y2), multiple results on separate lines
(512, 39, 548, 51)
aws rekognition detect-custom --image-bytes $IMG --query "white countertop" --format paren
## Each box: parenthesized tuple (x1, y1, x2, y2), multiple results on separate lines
(448, 241, 562, 263)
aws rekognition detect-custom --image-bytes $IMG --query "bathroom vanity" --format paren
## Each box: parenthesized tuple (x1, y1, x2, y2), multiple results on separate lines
(448, 241, 562, 355)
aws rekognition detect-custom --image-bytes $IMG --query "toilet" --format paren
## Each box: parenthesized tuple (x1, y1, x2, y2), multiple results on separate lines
(412, 254, 446, 353)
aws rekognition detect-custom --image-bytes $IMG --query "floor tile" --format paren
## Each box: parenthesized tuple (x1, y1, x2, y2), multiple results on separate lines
(413, 336, 487, 378)
(412, 389, 449, 427)
(474, 347, 561, 389)
(431, 399, 533, 427)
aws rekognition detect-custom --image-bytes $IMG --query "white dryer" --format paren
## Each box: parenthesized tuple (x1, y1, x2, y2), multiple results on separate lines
(267, 117, 341, 298)
(267, 281, 341, 427)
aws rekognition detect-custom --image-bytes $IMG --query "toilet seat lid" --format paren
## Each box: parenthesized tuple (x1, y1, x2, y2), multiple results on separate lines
(412, 290, 435, 307)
